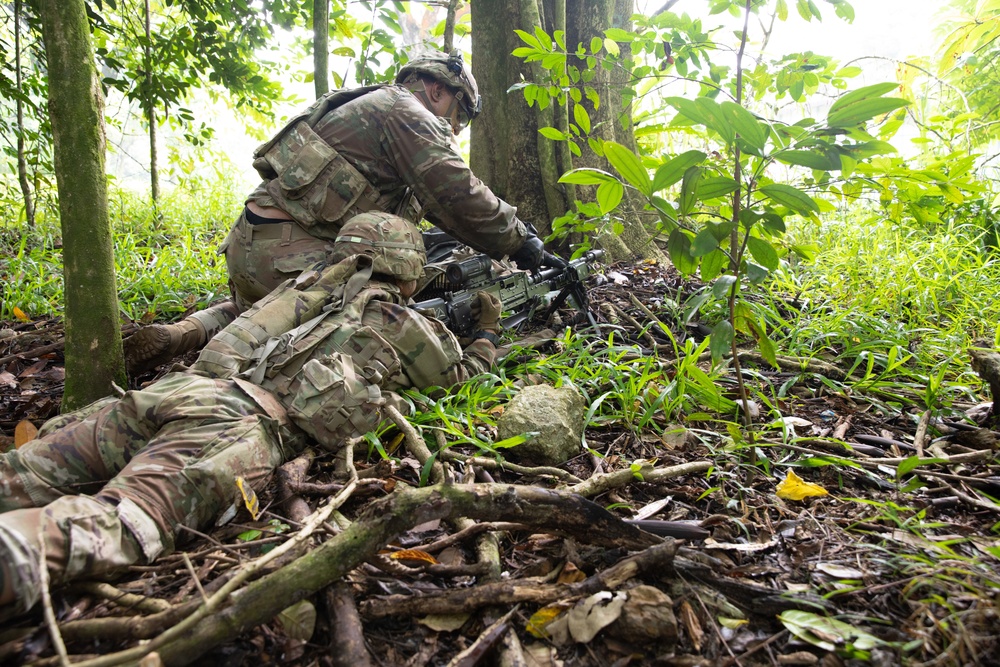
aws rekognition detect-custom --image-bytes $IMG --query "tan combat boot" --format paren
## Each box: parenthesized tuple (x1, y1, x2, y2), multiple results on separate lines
(125, 301, 240, 375)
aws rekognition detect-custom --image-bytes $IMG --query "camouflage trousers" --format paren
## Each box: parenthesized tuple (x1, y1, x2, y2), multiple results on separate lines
(0, 373, 302, 616)
(222, 209, 336, 310)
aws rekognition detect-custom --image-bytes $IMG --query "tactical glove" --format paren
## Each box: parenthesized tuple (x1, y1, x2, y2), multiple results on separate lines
(541, 251, 568, 269)
(475, 291, 503, 331)
(510, 233, 544, 271)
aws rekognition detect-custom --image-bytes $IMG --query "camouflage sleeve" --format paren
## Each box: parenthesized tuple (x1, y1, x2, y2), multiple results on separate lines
(383, 93, 528, 259)
(363, 301, 496, 391)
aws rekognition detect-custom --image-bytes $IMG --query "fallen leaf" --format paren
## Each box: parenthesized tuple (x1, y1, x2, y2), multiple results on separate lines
(0, 371, 17, 389)
(556, 562, 586, 584)
(526, 605, 568, 639)
(13, 306, 30, 322)
(276, 600, 316, 640)
(235, 476, 260, 520)
(815, 563, 864, 579)
(776, 470, 829, 501)
(678, 599, 703, 651)
(547, 591, 627, 644)
(389, 549, 438, 566)
(419, 613, 469, 632)
(15, 420, 38, 448)
(524, 642, 564, 667)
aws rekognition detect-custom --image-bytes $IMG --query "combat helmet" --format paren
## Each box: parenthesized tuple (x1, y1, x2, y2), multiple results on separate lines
(332, 212, 426, 282)
(396, 50, 482, 128)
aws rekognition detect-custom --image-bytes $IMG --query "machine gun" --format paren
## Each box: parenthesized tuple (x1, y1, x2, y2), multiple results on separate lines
(412, 250, 604, 338)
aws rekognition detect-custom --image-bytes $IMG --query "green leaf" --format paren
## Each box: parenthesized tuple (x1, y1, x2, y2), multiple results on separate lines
(590, 36, 603, 54)
(604, 38, 620, 57)
(514, 29, 543, 50)
(693, 228, 721, 257)
(711, 275, 737, 299)
(604, 28, 633, 41)
(597, 180, 624, 213)
(710, 320, 734, 365)
(679, 166, 702, 215)
(653, 150, 706, 192)
(779, 611, 885, 652)
(896, 456, 949, 477)
(757, 331, 779, 368)
(745, 261, 770, 283)
(574, 105, 592, 135)
(558, 168, 617, 185)
(605, 141, 652, 196)
(700, 249, 728, 281)
(827, 82, 909, 128)
(790, 242, 819, 261)
(698, 176, 739, 200)
(539, 127, 568, 141)
(237, 529, 262, 542)
(747, 237, 779, 270)
(720, 102, 767, 151)
(775, 150, 838, 170)
(667, 229, 698, 275)
(759, 184, 819, 215)
(694, 97, 736, 144)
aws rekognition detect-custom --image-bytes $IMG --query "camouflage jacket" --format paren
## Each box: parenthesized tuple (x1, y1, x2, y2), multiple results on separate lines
(190, 255, 495, 449)
(248, 84, 528, 259)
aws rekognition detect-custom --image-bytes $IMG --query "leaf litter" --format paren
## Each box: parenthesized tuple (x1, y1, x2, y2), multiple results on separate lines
(0, 260, 999, 665)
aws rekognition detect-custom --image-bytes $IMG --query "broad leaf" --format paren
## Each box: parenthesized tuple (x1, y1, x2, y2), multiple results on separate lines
(710, 320, 734, 365)
(698, 176, 739, 200)
(653, 150, 706, 192)
(828, 97, 909, 128)
(747, 237, 779, 271)
(559, 168, 617, 185)
(720, 101, 767, 151)
(667, 229, 698, 275)
(700, 249, 728, 282)
(711, 275, 737, 299)
(759, 184, 819, 215)
(692, 228, 721, 257)
(679, 166, 702, 215)
(775, 150, 839, 170)
(597, 180, 624, 214)
(574, 105, 592, 135)
(605, 141, 652, 196)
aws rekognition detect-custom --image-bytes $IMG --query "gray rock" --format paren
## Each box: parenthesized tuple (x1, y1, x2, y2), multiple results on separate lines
(607, 585, 678, 644)
(497, 384, 585, 466)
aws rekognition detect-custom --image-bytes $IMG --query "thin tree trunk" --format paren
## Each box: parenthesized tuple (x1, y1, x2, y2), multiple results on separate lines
(443, 0, 459, 53)
(145, 0, 159, 203)
(313, 0, 329, 96)
(14, 0, 36, 227)
(38, 0, 125, 410)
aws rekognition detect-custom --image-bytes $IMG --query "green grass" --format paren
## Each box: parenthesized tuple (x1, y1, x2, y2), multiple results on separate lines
(1, 179, 239, 322)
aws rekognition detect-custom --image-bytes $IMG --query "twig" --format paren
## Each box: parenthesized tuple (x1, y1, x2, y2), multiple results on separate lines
(439, 449, 582, 483)
(386, 405, 445, 484)
(328, 583, 372, 667)
(39, 535, 71, 667)
(914, 409, 932, 458)
(926, 477, 1000, 514)
(71, 582, 172, 615)
(419, 521, 531, 554)
(447, 606, 518, 667)
(566, 460, 712, 497)
(182, 554, 208, 605)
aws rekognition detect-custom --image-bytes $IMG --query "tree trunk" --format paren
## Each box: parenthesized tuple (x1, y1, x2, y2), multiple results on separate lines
(470, 0, 663, 262)
(313, 0, 329, 96)
(144, 0, 159, 203)
(38, 0, 125, 411)
(14, 0, 36, 227)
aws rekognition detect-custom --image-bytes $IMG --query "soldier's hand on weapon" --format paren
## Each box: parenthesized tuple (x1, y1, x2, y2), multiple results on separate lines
(475, 291, 503, 332)
(510, 232, 544, 270)
(541, 251, 567, 269)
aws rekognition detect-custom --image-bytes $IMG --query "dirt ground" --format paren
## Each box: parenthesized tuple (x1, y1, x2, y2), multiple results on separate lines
(1, 261, 998, 666)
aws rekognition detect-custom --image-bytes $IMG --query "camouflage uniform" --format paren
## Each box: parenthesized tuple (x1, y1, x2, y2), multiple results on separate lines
(0, 215, 496, 616)
(224, 82, 529, 308)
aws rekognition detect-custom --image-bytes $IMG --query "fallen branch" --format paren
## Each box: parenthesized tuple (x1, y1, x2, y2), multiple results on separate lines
(360, 539, 677, 619)
(566, 460, 712, 497)
(439, 449, 582, 484)
(146, 483, 662, 664)
(327, 583, 372, 667)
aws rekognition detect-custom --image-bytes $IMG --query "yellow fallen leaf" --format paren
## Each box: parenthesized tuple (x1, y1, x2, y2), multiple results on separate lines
(526, 604, 567, 639)
(389, 549, 438, 566)
(15, 420, 38, 448)
(776, 470, 829, 501)
(556, 561, 586, 584)
(235, 476, 260, 520)
(13, 307, 30, 322)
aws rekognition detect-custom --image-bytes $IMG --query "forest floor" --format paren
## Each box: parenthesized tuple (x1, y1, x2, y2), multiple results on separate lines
(1, 260, 999, 667)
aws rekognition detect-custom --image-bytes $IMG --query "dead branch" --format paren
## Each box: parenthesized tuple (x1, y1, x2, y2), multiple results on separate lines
(70, 583, 172, 615)
(144, 483, 661, 664)
(387, 404, 445, 483)
(566, 460, 712, 497)
(360, 539, 677, 619)
(327, 583, 372, 667)
(439, 449, 582, 484)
